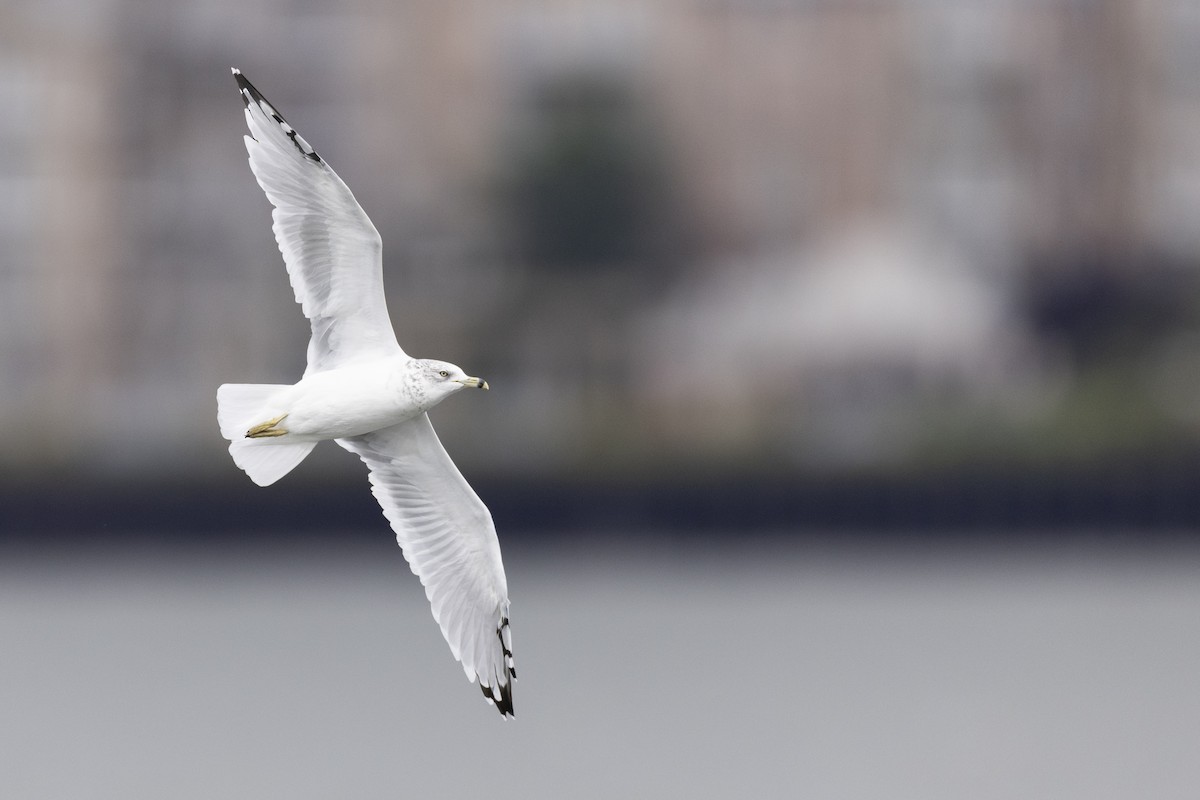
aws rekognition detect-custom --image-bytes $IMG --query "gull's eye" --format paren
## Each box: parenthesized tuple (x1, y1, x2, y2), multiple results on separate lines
(438, 370, 450, 378)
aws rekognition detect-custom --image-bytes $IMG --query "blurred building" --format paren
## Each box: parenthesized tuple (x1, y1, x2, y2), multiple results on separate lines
(2, 0, 1199, 478)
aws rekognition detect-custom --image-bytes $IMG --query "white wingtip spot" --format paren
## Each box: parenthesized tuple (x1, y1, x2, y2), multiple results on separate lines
(231, 66, 240, 75)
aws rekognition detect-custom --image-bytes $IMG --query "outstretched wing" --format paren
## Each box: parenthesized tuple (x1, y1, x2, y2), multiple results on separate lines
(233, 68, 405, 373)
(338, 414, 515, 717)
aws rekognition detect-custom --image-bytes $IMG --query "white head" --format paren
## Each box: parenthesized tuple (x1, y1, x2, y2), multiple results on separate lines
(415, 358, 489, 404)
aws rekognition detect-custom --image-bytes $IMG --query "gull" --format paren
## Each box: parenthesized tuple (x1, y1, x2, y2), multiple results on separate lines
(216, 69, 515, 717)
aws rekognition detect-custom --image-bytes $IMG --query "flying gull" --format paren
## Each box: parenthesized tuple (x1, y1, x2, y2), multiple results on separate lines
(217, 68, 515, 717)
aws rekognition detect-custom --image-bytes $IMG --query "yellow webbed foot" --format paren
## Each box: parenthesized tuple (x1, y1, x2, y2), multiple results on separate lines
(245, 414, 289, 438)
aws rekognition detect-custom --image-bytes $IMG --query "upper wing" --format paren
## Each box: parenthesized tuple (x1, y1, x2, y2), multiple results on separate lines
(233, 68, 405, 373)
(338, 414, 515, 717)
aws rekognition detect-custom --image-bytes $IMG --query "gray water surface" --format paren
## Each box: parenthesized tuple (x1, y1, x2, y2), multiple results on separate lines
(2, 536, 1197, 799)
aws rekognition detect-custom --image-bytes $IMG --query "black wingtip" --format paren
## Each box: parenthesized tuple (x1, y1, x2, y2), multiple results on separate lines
(231, 67, 255, 108)
(481, 679, 515, 718)
(231, 69, 323, 163)
(232, 69, 265, 106)
(480, 613, 516, 718)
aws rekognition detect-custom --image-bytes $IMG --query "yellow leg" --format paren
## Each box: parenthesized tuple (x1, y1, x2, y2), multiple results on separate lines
(245, 414, 289, 438)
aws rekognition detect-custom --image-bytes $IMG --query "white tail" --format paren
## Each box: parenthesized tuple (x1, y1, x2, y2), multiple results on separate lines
(217, 383, 315, 486)
(227, 438, 316, 486)
(217, 383, 288, 440)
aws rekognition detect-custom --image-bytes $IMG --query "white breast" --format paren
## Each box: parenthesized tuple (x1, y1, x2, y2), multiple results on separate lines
(283, 357, 421, 440)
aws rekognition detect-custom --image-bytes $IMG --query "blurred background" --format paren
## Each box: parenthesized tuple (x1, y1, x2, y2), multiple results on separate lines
(2, 1, 1200, 797)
